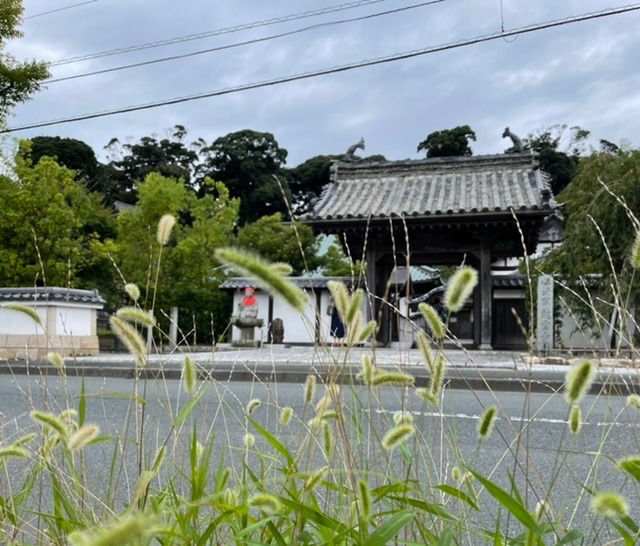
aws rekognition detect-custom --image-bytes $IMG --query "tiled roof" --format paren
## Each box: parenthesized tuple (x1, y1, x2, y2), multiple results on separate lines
(220, 276, 361, 290)
(0, 287, 105, 305)
(492, 274, 526, 288)
(304, 153, 555, 223)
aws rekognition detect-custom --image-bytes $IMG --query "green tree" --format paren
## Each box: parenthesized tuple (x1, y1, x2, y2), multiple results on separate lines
(524, 125, 590, 195)
(0, 0, 49, 119)
(237, 213, 320, 275)
(288, 154, 340, 213)
(27, 136, 99, 182)
(105, 125, 202, 204)
(113, 173, 239, 343)
(417, 125, 476, 157)
(198, 129, 292, 224)
(0, 149, 115, 288)
(542, 149, 640, 324)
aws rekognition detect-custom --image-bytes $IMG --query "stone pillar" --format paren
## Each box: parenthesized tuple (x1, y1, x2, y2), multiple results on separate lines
(169, 306, 178, 350)
(536, 275, 554, 353)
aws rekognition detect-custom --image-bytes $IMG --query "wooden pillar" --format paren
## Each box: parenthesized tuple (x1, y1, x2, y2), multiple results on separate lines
(479, 237, 493, 350)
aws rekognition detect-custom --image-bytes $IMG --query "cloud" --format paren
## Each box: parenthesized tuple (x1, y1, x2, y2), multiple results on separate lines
(5, 0, 640, 167)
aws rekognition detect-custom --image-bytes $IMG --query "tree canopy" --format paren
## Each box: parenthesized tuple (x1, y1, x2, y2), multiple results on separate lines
(111, 172, 239, 342)
(198, 129, 292, 224)
(524, 125, 590, 195)
(417, 125, 476, 157)
(27, 136, 99, 181)
(105, 125, 202, 204)
(0, 0, 49, 119)
(237, 213, 320, 275)
(541, 149, 640, 316)
(0, 148, 114, 288)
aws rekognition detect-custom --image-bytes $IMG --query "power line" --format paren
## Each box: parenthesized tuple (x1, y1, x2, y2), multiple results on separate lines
(25, 0, 98, 20)
(49, 0, 391, 67)
(45, 0, 444, 85)
(5, 4, 640, 134)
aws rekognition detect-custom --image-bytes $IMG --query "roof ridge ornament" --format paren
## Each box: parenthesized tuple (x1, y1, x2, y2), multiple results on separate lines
(343, 137, 365, 162)
(502, 127, 525, 154)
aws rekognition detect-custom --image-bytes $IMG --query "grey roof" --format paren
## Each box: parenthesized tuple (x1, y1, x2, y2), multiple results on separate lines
(0, 287, 105, 305)
(492, 274, 526, 288)
(304, 153, 555, 223)
(220, 276, 361, 290)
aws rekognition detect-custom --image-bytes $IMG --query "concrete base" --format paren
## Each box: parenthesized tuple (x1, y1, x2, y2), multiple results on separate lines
(232, 340, 262, 348)
(0, 334, 100, 360)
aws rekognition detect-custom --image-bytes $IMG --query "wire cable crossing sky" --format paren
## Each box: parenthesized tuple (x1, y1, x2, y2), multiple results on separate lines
(6, 4, 639, 135)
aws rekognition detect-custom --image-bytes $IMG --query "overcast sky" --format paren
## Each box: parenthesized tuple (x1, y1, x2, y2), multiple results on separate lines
(6, 0, 640, 166)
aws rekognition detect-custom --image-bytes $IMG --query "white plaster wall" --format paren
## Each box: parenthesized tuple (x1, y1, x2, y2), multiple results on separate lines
(55, 306, 94, 336)
(271, 289, 316, 344)
(0, 306, 46, 335)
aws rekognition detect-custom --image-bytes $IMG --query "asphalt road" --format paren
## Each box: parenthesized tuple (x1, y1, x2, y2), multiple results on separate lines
(2, 373, 639, 540)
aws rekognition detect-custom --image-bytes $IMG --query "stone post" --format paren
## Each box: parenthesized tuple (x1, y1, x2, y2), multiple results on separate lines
(536, 275, 554, 353)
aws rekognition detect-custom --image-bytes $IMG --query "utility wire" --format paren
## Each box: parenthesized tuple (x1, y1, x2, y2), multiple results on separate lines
(45, 0, 444, 84)
(49, 0, 391, 66)
(25, 0, 98, 20)
(5, 4, 640, 134)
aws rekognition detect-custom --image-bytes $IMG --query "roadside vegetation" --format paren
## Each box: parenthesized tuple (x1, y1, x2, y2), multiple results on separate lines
(1, 211, 640, 544)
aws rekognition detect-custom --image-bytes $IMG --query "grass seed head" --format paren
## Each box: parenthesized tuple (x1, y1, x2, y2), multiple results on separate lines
(370, 371, 415, 387)
(47, 352, 65, 370)
(246, 398, 261, 415)
(382, 423, 416, 450)
(248, 493, 282, 515)
(68, 424, 100, 451)
(31, 410, 69, 439)
(418, 303, 446, 340)
(116, 306, 156, 327)
(590, 491, 629, 518)
(631, 229, 640, 269)
(68, 512, 156, 546)
(2, 303, 42, 326)
(157, 213, 176, 246)
(182, 355, 197, 395)
(626, 393, 640, 409)
(305, 466, 329, 490)
(323, 420, 333, 457)
(345, 288, 365, 325)
(569, 405, 582, 434)
(444, 266, 478, 313)
(393, 411, 414, 425)
(109, 315, 147, 368)
(565, 359, 596, 405)
(215, 247, 307, 311)
(416, 387, 438, 405)
(0, 446, 30, 459)
(279, 406, 294, 426)
(124, 283, 140, 302)
(243, 434, 255, 448)
(618, 456, 640, 479)
(357, 479, 371, 521)
(345, 309, 364, 347)
(359, 353, 375, 385)
(358, 319, 377, 343)
(416, 331, 435, 371)
(477, 406, 497, 441)
(303, 375, 317, 405)
(327, 280, 350, 322)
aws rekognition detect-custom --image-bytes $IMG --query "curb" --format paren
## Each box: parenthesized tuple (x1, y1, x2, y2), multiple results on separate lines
(2, 361, 639, 396)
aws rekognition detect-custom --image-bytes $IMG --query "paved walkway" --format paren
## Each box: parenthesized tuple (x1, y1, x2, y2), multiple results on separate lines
(71, 344, 526, 370)
(3, 345, 640, 394)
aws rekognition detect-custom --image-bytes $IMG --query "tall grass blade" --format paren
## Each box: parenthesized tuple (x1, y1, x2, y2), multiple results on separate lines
(469, 469, 539, 532)
(362, 510, 414, 546)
